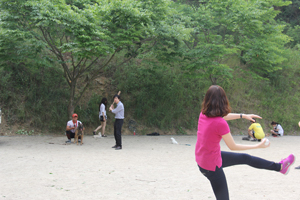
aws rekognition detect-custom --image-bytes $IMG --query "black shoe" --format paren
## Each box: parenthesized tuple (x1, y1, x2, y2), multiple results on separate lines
(112, 145, 117, 148)
(115, 146, 122, 150)
(93, 131, 96, 135)
(242, 136, 250, 141)
(250, 138, 258, 142)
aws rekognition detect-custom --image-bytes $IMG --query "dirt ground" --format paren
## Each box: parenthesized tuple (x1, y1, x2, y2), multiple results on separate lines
(0, 135, 299, 200)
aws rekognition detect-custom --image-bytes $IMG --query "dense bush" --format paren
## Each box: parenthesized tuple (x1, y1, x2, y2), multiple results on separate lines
(113, 61, 209, 130)
(0, 64, 69, 130)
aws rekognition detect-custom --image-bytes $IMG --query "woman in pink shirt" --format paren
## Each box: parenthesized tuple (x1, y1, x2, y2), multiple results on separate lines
(195, 85, 295, 200)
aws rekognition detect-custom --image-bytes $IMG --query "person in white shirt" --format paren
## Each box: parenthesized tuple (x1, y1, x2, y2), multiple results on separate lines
(270, 121, 284, 137)
(65, 113, 84, 143)
(93, 98, 108, 137)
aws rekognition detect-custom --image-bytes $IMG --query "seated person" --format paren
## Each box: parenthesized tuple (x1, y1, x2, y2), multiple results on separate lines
(270, 121, 284, 137)
(65, 113, 84, 143)
(242, 119, 265, 142)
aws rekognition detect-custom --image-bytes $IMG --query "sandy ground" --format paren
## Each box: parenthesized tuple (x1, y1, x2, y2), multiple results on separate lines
(0, 135, 299, 200)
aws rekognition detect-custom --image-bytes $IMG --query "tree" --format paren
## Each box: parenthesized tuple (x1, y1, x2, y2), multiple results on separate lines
(179, 0, 291, 84)
(0, 0, 189, 117)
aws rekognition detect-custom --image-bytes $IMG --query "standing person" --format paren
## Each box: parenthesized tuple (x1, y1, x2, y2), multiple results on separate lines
(65, 113, 84, 143)
(270, 121, 284, 137)
(109, 94, 124, 150)
(242, 118, 265, 142)
(196, 85, 295, 200)
(93, 98, 108, 137)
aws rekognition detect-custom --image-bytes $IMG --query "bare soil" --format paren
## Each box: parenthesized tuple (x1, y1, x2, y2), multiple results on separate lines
(0, 135, 299, 200)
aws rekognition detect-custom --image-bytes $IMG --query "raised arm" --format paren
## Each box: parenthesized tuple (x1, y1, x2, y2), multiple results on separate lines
(111, 104, 123, 114)
(223, 113, 262, 122)
(222, 132, 269, 151)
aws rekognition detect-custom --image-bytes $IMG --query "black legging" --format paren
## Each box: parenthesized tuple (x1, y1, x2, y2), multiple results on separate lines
(198, 151, 281, 200)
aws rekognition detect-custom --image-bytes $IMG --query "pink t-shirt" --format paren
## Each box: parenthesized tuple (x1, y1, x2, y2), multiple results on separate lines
(195, 112, 230, 171)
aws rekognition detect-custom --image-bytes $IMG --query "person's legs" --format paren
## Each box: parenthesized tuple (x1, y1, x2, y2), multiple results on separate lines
(249, 130, 255, 139)
(113, 120, 117, 146)
(271, 130, 279, 136)
(66, 131, 75, 143)
(101, 121, 106, 136)
(221, 151, 281, 171)
(250, 132, 260, 142)
(93, 119, 102, 134)
(198, 166, 229, 200)
(94, 125, 102, 133)
(115, 119, 124, 147)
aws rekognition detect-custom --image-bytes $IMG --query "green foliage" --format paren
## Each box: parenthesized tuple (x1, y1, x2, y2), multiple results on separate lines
(113, 59, 209, 129)
(179, 0, 291, 83)
(274, 1, 300, 48)
(0, 63, 69, 130)
(0, 0, 300, 134)
(177, 126, 187, 135)
(275, 0, 300, 27)
(16, 129, 34, 135)
(0, 0, 189, 117)
(74, 93, 103, 127)
(226, 48, 300, 133)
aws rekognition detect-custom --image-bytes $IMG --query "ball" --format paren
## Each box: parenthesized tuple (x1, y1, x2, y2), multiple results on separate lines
(264, 138, 269, 146)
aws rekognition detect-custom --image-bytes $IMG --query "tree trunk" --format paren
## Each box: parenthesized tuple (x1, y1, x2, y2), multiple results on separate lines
(67, 81, 76, 119)
(68, 102, 74, 120)
(210, 74, 217, 85)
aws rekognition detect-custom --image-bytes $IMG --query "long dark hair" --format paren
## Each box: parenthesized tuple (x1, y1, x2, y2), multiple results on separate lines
(99, 97, 107, 110)
(201, 85, 231, 117)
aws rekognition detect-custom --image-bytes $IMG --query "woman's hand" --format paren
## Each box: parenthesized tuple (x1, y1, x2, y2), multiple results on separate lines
(257, 138, 270, 148)
(242, 114, 262, 122)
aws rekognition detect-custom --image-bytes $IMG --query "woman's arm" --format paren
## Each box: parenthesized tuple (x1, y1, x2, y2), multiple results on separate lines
(66, 125, 74, 131)
(222, 132, 269, 150)
(223, 113, 262, 122)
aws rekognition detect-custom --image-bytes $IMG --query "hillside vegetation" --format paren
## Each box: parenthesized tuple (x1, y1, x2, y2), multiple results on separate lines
(0, 0, 300, 135)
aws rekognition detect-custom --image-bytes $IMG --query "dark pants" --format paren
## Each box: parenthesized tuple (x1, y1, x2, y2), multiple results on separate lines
(66, 131, 81, 140)
(198, 151, 281, 200)
(114, 119, 124, 147)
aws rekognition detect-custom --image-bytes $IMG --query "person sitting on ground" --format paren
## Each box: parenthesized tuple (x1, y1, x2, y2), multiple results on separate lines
(65, 113, 84, 143)
(270, 121, 284, 137)
(242, 118, 265, 142)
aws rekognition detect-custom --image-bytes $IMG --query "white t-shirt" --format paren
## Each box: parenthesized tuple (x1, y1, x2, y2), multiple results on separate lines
(276, 124, 284, 136)
(67, 120, 82, 133)
(99, 103, 106, 118)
